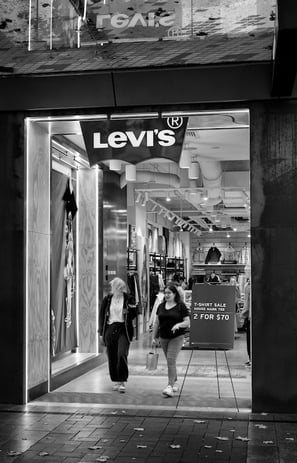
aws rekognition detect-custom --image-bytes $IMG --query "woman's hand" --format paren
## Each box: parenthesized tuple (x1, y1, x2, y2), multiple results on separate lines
(152, 338, 157, 348)
(171, 323, 181, 333)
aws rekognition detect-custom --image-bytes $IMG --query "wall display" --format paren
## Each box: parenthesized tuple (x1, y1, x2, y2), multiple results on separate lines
(51, 172, 78, 357)
(190, 284, 235, 350)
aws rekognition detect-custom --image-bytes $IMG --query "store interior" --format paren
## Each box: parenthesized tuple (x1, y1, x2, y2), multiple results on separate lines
(28, 109, 251, 410)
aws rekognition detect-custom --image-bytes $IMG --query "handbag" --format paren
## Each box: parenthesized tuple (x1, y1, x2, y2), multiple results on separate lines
(146, 347, 159, 371)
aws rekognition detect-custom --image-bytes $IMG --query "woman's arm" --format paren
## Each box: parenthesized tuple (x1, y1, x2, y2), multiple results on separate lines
(99, 296, 108, 335)
(172, 316, 190, 334)
(151, 317, 160, 346)
(126, 294, 138, 320)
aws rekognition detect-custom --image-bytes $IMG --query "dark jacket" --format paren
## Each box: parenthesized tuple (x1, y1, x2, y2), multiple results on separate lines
(99, 292, 137, 343)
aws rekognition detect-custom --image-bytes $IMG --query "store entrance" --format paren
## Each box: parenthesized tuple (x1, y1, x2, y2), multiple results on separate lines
(27, 109, 251, 410)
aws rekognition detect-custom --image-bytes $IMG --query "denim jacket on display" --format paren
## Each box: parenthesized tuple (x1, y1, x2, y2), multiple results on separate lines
(99, 292, 137, 343)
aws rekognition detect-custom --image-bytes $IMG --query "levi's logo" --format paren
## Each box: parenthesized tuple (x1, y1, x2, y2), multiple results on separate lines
(96, 13, 176, 30)
(93, 129, 176, 149)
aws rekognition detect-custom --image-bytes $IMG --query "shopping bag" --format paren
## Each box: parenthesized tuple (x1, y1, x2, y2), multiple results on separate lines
(146, 348, 159, 370)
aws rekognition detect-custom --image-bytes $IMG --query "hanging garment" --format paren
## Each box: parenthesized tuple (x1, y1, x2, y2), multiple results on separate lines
(205, 246, 222, 264)
(150, 273, 160, 309)
(222, 244, 237, 263)
(51, 171, 78, 357)
(192, 247, 205, 264)
(62, 178, 78, 218)
(149, 292, 165, 328)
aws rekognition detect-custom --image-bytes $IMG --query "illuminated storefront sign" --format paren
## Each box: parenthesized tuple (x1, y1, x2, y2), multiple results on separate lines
(190, 284, 235, 350)
(80, 117, 188, 166)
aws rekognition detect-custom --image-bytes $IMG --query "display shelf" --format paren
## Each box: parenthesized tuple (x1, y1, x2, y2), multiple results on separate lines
(149, 254, 185, 283)
(165, 257, 185, 283)
(191, 263, 245, 282)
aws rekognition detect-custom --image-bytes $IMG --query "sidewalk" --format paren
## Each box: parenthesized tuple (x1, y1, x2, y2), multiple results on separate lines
(0, 404, 296, 463)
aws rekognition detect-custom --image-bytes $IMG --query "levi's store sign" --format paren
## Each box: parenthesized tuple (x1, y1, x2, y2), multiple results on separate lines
(80, 117, 188, 166)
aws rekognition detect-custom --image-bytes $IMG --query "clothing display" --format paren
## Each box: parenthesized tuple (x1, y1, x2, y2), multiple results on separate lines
(149, 291, 164, 328)
(222, 243, 237, 263)
(149, 272, 161, 309)
(50, 171, 78, 357)
(205, 245, 222, 264)
(127, 272, 141, 309)
(192, 247, 205, 264)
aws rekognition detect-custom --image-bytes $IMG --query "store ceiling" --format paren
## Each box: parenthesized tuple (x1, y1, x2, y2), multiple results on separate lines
(49, 109, 250, 237)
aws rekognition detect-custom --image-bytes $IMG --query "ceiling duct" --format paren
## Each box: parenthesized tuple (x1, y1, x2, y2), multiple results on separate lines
(198, 159, 222, 198)
(120, 171, 180, 189)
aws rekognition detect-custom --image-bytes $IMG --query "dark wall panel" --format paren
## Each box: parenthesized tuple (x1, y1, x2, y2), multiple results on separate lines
(251, 101, 297, 412)
(113, 63, 272, 106)
(0, 112, 25, 403)
(0, 73, 115, 111)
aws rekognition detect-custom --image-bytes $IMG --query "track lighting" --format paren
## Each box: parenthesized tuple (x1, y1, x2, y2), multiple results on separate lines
(125, 164, 136, 182)
(179, 150, 191, 169)
(135, 192, 142, 204)
(109, 159, 121, 171)
(188, 162, 199, 180)
(203, 190, 208, 201)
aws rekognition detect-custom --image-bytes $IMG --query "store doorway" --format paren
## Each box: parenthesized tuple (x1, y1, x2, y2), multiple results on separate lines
(26, 109, 251, 411)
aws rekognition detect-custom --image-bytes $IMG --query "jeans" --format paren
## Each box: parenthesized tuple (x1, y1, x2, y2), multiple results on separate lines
(105, 323, 130, 382)
(160, 335, 184, 386)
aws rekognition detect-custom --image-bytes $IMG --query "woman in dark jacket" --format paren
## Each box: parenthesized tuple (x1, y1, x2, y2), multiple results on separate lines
(99, 277, 137, 393)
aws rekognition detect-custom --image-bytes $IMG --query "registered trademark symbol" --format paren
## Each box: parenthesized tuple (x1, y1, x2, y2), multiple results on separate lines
(166, 117, 183, 129)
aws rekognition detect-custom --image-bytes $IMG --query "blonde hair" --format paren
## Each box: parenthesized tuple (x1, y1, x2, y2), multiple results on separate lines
(110, 277, 126, 294)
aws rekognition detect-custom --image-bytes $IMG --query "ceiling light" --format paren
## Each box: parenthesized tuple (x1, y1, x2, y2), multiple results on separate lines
(125, 164, 136, 182)
(141, 196, 146, 207)
(135, 192, 142, 203)
(179, 150, 191, 169)
(248, 233, 251, 238)
(110, 112, 159, 120)
(233, 227, 237, 232)
(166, 195, 171, 202)
(188, 162, 199, 180)
(209, 226, 213, 232)
(227, 233, 231, 238)
(109, 159, 121, 171)
(203, 190, 208, 201)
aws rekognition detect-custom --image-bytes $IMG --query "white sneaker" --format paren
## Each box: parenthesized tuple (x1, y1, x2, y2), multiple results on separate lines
(172, 382, 179, 392)
(162, 385, 174, 397)
(119, 383, 126, 393)
(113, 382, 120, 391)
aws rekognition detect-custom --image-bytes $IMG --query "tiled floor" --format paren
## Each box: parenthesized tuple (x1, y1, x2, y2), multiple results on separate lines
(1, 336, 297, 463)
(34, 330, 251, 413)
